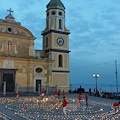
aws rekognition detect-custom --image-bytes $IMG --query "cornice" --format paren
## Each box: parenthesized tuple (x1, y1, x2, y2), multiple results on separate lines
(52, 71, 70, 73)
(45, 49, 71, 53)
(0, 56, 53, 63)
(0, 33, 36, 40)
(41, 29, 70, 36)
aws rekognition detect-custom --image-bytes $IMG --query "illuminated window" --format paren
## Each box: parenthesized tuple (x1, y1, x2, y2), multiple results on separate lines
(59, 55, 62, 67)
(6, 41, 12, 52)
(59, 19, 62, 29)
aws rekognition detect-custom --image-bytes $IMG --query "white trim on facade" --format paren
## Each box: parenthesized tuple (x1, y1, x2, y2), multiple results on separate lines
(56, 9, 58, 30)
(52, 52, 68, 70)
(34, 77, 43, 92)
(34, 65, 44, 75)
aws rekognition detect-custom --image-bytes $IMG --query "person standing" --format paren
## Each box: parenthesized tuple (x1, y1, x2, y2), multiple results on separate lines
(85, 92, 88, 105)
(78, 93, 82, 103)
(113, 101, 120, 114)
(55, 89, 58, 98)
(41, 89, 45, 99)
(58, 89, 61, 99)
(63, 90, 65, 97)
(51, 91, 53, 98)
(89, 88, 91, 95)
(63, 96, 67, 115)
(15, 93, 19, 100)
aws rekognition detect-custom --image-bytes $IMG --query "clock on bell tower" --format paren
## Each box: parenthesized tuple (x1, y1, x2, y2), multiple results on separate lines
(41, 0, 70, 91)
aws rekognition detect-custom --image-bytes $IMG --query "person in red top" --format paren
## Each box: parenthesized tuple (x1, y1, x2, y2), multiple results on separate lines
(78, 93, 82, 103)
(41, 89, 45, 99)
(63, 96, 67, 115)
(55, 89, 58, 97)
(15, 93, 19, 100)
(85, 92, 88, 105)
(63, 90, 65, 97)
(51, 91, 53, 98)
(113, 101, 120, 114)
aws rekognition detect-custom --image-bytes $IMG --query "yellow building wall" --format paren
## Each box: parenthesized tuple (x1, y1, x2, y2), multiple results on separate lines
(0, 36, 30, 57)
(15, 60, 28, 88)
(53, 33, 68, 50)
(0, 56, 52, 91)
(52, 52, 69, 71)
(43, 33, 52, 50)
(43, 33, 68, 51)
(53, 73, 70, 92)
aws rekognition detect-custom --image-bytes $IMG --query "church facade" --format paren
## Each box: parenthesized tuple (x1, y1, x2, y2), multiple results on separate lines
(0, 0, 70, 92)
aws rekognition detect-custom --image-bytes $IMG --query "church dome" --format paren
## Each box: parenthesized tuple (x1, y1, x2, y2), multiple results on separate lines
(47, 0, 65, 10)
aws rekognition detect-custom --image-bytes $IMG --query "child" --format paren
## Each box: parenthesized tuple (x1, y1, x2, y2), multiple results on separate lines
(15, 93, 19, 100)
(78, 93, 82, 103)
(63, 96, 67, 115)
(41, 89, 45, 99)
(113, 101, 120, 114)
(51, 91, 53, 98)
(55, 89, 58, 98)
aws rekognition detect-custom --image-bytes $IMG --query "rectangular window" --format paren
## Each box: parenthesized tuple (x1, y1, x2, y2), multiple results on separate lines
(46, 37, 48, 47)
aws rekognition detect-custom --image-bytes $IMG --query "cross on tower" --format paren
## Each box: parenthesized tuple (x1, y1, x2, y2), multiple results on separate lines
(7, 8, 14, 15)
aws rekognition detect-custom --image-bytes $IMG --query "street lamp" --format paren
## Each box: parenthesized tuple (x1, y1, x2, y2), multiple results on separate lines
(93, 74, 99, 92)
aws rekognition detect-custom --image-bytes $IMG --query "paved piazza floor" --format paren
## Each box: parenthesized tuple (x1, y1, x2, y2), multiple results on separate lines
(0, 94, 119, 120)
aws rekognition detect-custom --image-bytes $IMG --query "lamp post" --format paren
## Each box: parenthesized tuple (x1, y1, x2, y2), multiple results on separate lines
(93, 74, 99, 92)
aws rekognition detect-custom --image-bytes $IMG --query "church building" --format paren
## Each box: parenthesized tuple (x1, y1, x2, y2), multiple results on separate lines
(0, 0, 70, 92)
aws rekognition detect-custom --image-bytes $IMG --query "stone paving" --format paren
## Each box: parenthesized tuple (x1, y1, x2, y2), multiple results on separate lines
(0, 94, 119, 120)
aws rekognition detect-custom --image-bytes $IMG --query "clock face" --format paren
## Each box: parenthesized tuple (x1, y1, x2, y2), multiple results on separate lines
(57, 38, 64, 46)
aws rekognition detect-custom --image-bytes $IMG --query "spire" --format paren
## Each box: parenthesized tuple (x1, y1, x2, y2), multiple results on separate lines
(47, 0, 65, 10)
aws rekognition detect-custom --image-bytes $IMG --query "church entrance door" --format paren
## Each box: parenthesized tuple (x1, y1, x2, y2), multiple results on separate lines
(3, 74, 14, 92)
(36, 79, 41, 92)
(0, 69, 17, 92)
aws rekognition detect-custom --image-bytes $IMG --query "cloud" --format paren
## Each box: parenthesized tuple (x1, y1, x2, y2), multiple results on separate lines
(1, 0, 120, 86)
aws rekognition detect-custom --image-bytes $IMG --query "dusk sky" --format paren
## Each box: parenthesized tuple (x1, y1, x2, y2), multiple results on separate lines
(1, 0, 120, 89)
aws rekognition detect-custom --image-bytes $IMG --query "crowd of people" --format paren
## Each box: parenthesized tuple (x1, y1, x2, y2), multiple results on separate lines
(91, 89, 120, 100)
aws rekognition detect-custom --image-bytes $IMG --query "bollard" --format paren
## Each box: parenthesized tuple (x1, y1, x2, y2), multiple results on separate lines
(3, 82, 6, 96)
(16, 84, 19, 93)
(38, 84, 40, 95)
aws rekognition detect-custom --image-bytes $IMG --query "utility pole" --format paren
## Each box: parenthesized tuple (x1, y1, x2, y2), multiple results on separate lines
(115, 60, 118, 93)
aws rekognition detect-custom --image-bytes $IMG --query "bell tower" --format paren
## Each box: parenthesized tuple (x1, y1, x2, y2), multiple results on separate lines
(42, 0, 70, 91)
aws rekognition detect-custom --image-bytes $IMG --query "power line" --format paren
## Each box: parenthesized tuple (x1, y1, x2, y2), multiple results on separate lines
(70, 60, 114, 71)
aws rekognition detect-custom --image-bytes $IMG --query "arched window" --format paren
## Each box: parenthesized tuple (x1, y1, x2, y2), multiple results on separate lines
(59, 55, 62, 67)
(59, 19, 62, 29)
(6, 41, 12, 52)
(46, 37, 48, 47)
